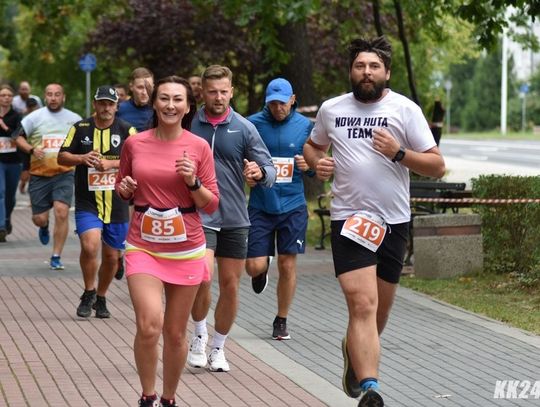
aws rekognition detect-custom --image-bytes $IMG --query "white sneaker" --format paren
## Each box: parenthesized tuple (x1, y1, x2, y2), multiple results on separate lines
(208, 347, 230, 372)
(187, 335, 208, 368)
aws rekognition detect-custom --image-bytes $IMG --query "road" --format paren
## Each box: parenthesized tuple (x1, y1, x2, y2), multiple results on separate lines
(439, 138, 540, 187)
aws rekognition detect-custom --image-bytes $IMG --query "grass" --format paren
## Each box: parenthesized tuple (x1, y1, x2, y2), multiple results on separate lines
(400, 272, 540, 335)
(446, 130, 540, 141)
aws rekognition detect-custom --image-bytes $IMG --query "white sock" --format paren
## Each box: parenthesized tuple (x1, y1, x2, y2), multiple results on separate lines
(211, 331, 228, 349)
(193, 319, 207, 338)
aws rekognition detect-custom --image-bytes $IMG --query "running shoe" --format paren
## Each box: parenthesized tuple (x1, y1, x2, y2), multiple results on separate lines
(93, 295, 111, 318)
(76, 289, 96, 318)
(160, 398, 178, 407)
(208, 347, 230, 372)
(251, 256, 272, 294)
(272, 316, 291, 340)
(187, 335, 208, 368)
(115, 254, 124, 280)
(50, 256, 64, 270)
(358, 389, 384, 407)
(342, 336, 362, 398)
(38, 224, 49, 245)
(138, 395, 159, 407)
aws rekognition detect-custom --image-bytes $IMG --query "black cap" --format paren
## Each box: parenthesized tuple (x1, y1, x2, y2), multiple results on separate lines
(94, 85, 119, 103)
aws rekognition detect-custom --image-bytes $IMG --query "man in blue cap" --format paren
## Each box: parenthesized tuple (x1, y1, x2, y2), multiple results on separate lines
(245, 78, 314, 340)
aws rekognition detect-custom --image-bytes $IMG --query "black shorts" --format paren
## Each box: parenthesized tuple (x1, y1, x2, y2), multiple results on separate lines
(330, 220, 409, 284)
(203, 227, 249, 259)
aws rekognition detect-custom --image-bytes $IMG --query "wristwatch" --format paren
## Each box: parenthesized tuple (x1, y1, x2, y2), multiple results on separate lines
(29, 147, 35, 155)
(392, 146, 406, 163)
(187, 177, 202, 191)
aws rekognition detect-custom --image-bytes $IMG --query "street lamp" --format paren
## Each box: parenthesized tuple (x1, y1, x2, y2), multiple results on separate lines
(444, 80, 452, 134)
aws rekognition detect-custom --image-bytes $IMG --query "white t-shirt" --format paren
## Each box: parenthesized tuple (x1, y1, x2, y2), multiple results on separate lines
(21, 107, 81, 177)
(310, 90, 435, 224)
(12, 95, 43, 114)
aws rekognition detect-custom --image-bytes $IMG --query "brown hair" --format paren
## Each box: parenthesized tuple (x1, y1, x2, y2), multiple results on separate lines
(130, 67, 154, 82)
(150, 76, 196, 130)
(201, 65, 233, 84)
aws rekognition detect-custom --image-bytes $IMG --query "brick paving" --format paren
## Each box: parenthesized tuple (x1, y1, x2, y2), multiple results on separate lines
(0, 193, 539, 406)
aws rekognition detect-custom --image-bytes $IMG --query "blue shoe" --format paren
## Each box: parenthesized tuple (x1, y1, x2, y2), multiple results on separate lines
(39, 225, 50, 245)
(50, 256, 64, 270)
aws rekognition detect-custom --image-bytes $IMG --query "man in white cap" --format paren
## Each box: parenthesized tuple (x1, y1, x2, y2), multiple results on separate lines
(245, 78, 314, 340)
(58, 85, 136, 318)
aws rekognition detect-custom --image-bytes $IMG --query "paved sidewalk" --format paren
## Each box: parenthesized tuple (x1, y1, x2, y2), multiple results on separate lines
(0, 194, 539, 406)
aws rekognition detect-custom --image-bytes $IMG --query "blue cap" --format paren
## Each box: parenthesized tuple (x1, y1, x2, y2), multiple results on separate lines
(265, 78, 293, 104)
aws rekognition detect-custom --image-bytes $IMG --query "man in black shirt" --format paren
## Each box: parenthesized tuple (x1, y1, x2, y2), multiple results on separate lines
(58, 86, 136, 318)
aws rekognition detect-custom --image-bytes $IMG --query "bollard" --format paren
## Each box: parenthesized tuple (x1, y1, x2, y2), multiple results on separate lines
(413, 214, 483, 279)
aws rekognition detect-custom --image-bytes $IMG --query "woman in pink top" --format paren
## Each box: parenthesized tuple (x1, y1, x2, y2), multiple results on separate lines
(116, 76, 219, 407)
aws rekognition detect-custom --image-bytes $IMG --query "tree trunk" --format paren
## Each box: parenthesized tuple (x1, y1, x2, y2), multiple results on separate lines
(372, 0, 384, 36)
(393, 0, 420, 107)
(277, 20, 324, 200)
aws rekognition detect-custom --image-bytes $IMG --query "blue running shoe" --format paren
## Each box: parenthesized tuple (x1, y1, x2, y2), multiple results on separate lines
(50, 256, 64, 270)
(39, 225, 50, 245)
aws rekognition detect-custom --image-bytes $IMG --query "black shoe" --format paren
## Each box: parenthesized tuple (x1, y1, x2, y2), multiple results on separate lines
(93, 295, 111, 318)
(252, 256, 272, 294)
(76, 289, 96, 318)
(160, 397, 179, 407)
(251, 271, 268, 294)
(5, 220, 12, 235)
(115, 254, 124, 280)
(272, 316, 291, 340)
(138, 395, 159, 407)
(358, 389, 384, 407)
(0, 229, 6, 243)
(342, 336, 362, 398)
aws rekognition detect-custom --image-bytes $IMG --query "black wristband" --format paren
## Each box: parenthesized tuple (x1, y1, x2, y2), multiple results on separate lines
(29, 147, 34, 155)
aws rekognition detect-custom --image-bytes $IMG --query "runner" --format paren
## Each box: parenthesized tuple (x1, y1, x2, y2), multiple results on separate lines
(116, 75, 219, 407)
(187, 65, 276, 372)
(304, 36, 445, 406)
(58, 85, 136, 318)
(246, 78, 314, 340)
(14, 83, 82, 269)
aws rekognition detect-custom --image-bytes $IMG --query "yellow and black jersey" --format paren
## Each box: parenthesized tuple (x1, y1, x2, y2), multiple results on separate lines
(60, 117, 137, 223)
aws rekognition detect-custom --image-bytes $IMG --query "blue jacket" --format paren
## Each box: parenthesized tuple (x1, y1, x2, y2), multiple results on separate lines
(191, 107, 276, 228)
(247, 105, 313, 214)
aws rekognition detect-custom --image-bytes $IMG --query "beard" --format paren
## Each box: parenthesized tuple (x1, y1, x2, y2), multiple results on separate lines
(351, 77, 386, 102)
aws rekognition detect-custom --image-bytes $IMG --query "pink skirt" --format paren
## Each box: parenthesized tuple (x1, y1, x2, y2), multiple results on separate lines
(125, 250, 210, 286)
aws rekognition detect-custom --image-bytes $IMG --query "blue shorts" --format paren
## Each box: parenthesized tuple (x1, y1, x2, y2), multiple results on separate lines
(247, 205, 308, 258)
(75, 210, 128, 250)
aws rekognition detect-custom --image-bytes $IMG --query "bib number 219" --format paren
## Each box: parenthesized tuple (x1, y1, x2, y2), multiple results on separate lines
(340, 211, 387, 252)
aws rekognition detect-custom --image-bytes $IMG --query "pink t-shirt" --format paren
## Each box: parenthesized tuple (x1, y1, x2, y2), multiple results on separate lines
(205, 107, 230, 127)
(117, 128, 219, 253)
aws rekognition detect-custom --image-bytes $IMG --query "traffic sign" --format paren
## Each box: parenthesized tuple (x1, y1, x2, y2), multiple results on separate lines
(520, 83, 529, 94)
(78, 53, 97, 72)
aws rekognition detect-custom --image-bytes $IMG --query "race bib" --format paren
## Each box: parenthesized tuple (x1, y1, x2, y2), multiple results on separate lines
(141, 207, 187, 243)
(272, 157, 294, 183)
(42, 134, 65, 153)
(340, 211, 387, 252)
(88, 167, 118, 191)
(0, 137, 16, 153)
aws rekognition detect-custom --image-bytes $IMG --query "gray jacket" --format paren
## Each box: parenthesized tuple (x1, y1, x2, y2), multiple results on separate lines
(191, 107, 276, 228)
